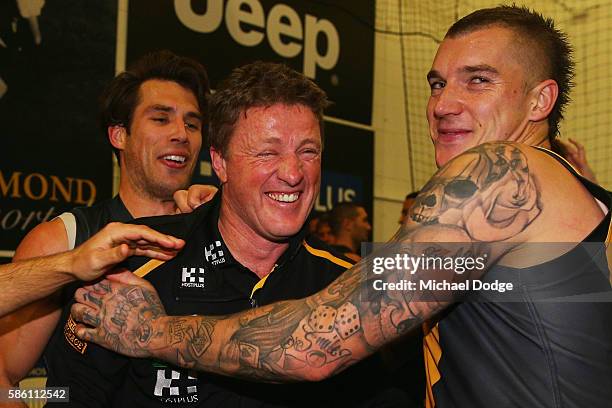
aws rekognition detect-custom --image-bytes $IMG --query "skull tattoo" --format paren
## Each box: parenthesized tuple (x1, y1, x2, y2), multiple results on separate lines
(410, 144, 541, 241)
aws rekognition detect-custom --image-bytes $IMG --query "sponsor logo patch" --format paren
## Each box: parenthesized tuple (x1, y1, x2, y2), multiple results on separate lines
(204, 241, 225, 265)
(64, 314, 87, 354)
(181, 267, 205, 289)
(154, 368, 199, 404)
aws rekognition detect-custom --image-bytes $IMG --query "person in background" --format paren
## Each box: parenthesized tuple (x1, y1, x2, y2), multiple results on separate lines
(329, 202, 371, 261)
(399, 191, 419, 225)
(552, 137, 599, 184)
(315, 211, 336, 245)
(307, 212, 321, 235)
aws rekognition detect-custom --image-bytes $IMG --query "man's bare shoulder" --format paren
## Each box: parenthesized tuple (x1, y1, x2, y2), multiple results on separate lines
(408, 142, 543, 244)
(522, 144, 606, 242)
(13, 218, 68, 261)
(405, 141, 606, 268)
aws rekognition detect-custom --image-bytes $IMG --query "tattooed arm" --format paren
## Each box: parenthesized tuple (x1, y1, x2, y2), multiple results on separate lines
(72, 142, 542, 382)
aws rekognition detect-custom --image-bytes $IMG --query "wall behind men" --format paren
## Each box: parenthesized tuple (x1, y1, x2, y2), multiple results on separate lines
(0, 0, 115, 263)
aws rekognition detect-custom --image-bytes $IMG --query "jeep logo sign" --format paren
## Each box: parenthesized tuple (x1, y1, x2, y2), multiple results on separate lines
(125, 0, 374, 124)
(175, 0, 340, 79)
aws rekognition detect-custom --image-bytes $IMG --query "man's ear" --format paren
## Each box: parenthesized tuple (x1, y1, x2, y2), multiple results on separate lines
(210, 147, 228, 184)
(108, 126, 127, 150)
(528, 79, 558, 122)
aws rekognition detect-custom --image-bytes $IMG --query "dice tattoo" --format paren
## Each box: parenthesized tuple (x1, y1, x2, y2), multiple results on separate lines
(308, 305, 337, 333)
(334, 302, 361, 340)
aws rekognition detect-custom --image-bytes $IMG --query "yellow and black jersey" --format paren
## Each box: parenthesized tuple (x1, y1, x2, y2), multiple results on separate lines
(424, 147, 612, 408)
(47, 193, 410, 407)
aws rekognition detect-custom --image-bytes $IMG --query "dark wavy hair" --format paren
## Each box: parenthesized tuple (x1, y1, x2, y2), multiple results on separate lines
(99, 50, 210, 160)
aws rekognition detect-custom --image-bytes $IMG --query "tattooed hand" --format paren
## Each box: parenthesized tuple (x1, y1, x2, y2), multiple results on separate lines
(71, 270, 167, 357)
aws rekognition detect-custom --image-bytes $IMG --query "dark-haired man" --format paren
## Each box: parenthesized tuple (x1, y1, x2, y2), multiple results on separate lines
(314, 212, 335, 245)
(74, 6, 612, 408)
(329, 202, 371, 261)
(0, 50, 211, 407)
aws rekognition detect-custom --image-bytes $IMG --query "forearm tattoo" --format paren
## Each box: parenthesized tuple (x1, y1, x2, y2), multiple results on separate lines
(80, 142, 542, 382)
(151, 142, 543, 381)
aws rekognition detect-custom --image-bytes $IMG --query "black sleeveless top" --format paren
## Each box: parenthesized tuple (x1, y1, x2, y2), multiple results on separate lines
(44, 196, 133, 406)
(424, 147, 612, 408)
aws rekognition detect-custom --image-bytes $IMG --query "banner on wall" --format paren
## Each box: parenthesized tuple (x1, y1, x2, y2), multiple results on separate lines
(127, 0, 374, 125)
(0, 1, 116, 263)
(126, 0, 375, 216)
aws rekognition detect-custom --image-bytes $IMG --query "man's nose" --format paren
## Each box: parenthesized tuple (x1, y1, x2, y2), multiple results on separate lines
(433, 85, 463, 118)
(277, 153, 304, 186)
(170, 119, 189, 143)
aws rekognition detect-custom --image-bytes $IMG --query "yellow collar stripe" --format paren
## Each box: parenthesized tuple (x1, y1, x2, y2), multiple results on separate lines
(133, 259, 166, 278)
(251, 242, 353, 299)
(302, 241, 353, 269)
(250, 273, 272, 298)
